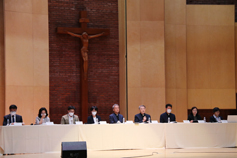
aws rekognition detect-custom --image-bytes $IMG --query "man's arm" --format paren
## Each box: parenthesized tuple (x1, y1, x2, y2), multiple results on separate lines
(173, 114, 176, 121)
(67, 31, 82, 39)
(109, 115, 114, 123)
(61, 116, 65, 124)
(88, 32, 104, 39)
(134, 115, 141, 123)
(160, 114, 164, 123)
(3, 116, 7, 126)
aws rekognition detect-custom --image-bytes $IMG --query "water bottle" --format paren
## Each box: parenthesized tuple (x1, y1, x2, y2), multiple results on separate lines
(7, 119, 9, 126)
(123, 118, 125, 124)
(168, 117, 170, 123)
(148, 117, 151, 123)
(204, 117, 206, 123)
(96, 118, 99, 124)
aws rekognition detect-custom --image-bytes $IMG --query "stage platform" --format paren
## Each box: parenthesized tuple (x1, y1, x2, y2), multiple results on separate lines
(1, 148, 237, 158)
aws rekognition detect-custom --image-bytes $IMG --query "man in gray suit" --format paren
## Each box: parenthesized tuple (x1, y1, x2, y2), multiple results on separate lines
(61, 106, 79, 124)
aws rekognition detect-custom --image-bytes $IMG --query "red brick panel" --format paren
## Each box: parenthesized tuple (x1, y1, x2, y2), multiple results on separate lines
(48, 0, 119, 123)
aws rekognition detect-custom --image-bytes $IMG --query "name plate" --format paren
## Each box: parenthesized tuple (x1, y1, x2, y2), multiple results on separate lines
(45, 122, 54, 125)
(12, 123, 22, 126)
(100, 121, 107, 124)
(75, 121, 83, 125)
(183, 120, 190, 123)
(151, 120, 158, 124)
(221, 120, 228, 123)
(198, 120, 205, 123)
(125, 121, 133, 124)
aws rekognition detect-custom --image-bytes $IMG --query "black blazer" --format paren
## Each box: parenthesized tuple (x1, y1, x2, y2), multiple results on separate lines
(134, 113, 151, 123)
(109, 113, 124, 123)
(188, 114, 202, 123)
(3, 114, 23, 126)
(160, 112, 176, 123)
(210, 115, 223, 122)
(87, 115, 101, 124)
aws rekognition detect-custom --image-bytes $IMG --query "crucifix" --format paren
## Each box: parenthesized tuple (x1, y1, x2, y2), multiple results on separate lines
(57, 11, 110, 122)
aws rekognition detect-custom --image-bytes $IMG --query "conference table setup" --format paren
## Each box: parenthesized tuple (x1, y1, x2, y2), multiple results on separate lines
(0, 122, 237, 154)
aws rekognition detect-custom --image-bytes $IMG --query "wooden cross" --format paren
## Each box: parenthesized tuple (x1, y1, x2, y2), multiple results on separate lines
(57, 11, 110, 122)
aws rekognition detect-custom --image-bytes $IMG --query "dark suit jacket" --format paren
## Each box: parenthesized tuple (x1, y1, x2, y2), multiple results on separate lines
(109, 113, 124, 123)
(210, 115, 223, 122)
(87, 115, 101, 124)
(188, 114, 202, 123)
(3, 114, 23, 126)
(160, 112, 176, 123)
(134, 113, 151, 123)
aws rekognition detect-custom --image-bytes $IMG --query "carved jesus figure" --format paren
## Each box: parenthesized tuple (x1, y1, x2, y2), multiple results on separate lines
(67, 31, 104, 79)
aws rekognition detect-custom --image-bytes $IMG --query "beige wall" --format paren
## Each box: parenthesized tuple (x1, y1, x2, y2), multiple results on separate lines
(187, 5, 236, 109)
(236, 23, 237, 93)
(4, 0, 49, 125)
(118, 0, 127, 118)
(0, 1, 5, 125)
(165, 0, 187, 121)
(127, 0, 165, 121)
(123, 2, 236, 122)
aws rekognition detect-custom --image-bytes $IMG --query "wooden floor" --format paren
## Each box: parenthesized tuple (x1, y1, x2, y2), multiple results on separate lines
(1, 148, 237, 158)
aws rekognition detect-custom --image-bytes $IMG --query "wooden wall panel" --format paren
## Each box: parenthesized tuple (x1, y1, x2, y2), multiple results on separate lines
(187, 5, 236, 109)
(127, 0, 165, 121)
(0, 1, 5, 125)
(118, 0, 127, 118)
(165, 0, 187, 121)
(4, 0, 49, 125)
(236, 23, 237, 92)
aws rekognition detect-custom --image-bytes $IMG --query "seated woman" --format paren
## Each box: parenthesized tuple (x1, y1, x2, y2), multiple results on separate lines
(35, 107, 50, 125)
(188, 106, 202, 123)
(87, 106, 101, 124)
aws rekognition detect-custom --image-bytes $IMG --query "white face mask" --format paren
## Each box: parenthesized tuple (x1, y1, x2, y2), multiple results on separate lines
(41, 113, 46, 116)
(69, 112, 74, 117)
(92, 111, 97, 116)
(11, 112, 16, 116)
(167, 109, 172, 114)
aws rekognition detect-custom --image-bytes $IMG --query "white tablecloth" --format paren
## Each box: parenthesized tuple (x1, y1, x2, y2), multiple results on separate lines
(166, 123, 237, 148)
(0, 125, 79, 154)
(78, 123, 165, 150)
(0, 123, 236, 154)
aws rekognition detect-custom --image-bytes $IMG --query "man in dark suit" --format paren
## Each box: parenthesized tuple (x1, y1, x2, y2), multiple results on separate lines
(160, 104, 176, 123)
(109, 104, 124, 123)
(3, 104, 23, 126)
(134, 105, 151, 123)
(210, 107, 223, 123)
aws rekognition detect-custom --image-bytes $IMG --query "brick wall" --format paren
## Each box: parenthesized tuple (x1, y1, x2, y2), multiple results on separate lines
(187, 0, 237, 22)
(48, 0, 119, 123)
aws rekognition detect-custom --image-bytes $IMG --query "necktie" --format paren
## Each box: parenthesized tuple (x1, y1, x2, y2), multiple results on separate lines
(12, 115, 15, 123)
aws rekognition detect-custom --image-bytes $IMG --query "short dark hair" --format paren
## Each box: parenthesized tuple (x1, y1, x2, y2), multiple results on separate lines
(68, 106, 76, 111)
(90, 106, 98, 112)
(9, 104, 17, 110)
(213, 107, 220, 113)
(190, 106, 198, 116)
(166, 104, 172, 108)
(38, 107, 49, 118)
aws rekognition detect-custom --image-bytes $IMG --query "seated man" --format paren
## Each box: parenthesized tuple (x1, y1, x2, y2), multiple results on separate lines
(61, 106, 79, 124)
(210, 107, 223, 123)
(3, 104, 23, 126)
(160, 104, 176, 123)
(109, 104, 124, 123)
(134, 105, 151, 123)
